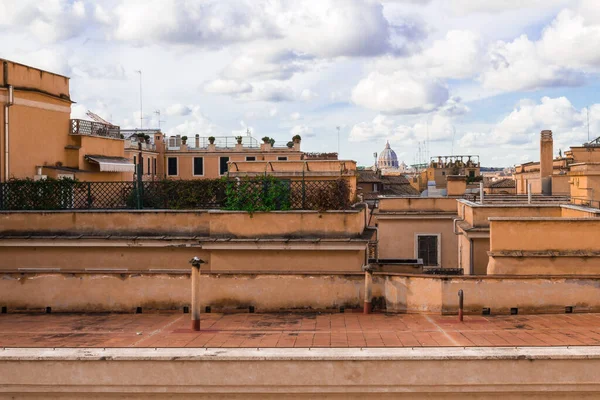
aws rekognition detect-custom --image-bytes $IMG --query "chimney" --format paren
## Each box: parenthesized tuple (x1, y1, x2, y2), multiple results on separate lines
(540, 130, 553, 195)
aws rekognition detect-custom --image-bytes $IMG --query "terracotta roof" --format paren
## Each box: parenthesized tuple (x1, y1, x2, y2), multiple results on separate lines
(485, 178, 516, 188)
(357, 170, 381, 183)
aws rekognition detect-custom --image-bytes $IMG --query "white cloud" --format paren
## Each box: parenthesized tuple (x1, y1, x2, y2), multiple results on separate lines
(168, 105, 221, 136)
(290, 124, 315, 138)
(374, 30, 484, 80)
(290, 112, 302, 121)
(351, 71, 449, 114)
(0, 0, 88, 42)
(165, 104, 192, 117)
(109, 0, 277, 47)
(239, 81, 296, 102)
(350, 113, 455, 143)
(459, 96, 599, 149)
(481, 34, 585, 91)
(204, 79, 253, 95)
(300, 89, 318, 101)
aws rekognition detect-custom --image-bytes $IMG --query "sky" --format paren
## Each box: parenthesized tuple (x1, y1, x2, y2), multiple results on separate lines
(3, 0, 600, 167)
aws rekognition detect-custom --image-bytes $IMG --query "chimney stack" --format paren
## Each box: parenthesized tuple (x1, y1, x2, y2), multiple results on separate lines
(540, 130, 553, 195)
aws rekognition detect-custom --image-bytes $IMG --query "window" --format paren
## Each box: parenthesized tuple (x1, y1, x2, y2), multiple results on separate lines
(219, 157, 230, 175)
(147, 157, 150, 175)
(246, 156, 256, 161)
(153, 158, 156, 175)
(442, 171, 446, 176)
(167, 157, 178, 176)
(373, 183, 379, 192)
(193, 157, 204, 176)
(277, 156, 288, 161)
(469, 170, 475, 178)
(416, 234, 440, 267)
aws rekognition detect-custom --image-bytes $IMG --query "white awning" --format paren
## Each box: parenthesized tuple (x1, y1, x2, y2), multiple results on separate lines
(85, 156, 135, 172)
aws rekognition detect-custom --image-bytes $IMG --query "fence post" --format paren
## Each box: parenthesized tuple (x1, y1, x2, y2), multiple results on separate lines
(302, 173, 306, 209)
(86, 182, 92, 209)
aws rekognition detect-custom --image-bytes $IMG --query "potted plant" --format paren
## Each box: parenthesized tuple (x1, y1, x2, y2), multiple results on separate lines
(144, 134, 151, 144)
(181, 135, 188, 145)
(262, 136, 271, 144)
(235, 136, 243, 144)
(136, 132, 145, 141)
(208, 136, 215, 144)
(286, 141, 294, 148)
(269, 138, 275, 146)
(292, 134, 301, 143)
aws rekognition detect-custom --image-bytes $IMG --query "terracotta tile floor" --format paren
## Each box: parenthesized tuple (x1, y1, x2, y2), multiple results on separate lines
(3, 312, 600, 348)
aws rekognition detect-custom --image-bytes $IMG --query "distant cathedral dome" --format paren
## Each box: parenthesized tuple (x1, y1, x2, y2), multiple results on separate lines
(377, 141, 399, 169)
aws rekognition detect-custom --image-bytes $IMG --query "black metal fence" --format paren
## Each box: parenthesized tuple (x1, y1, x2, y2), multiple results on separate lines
(0, 178, 352, 211)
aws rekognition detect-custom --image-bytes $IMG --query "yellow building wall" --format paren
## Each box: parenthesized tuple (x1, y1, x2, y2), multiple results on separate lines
(5, 92, 71, 178)
(376, 218, 458, 268)
(488, 218, 600, 275)
(0, 210, 366, 238)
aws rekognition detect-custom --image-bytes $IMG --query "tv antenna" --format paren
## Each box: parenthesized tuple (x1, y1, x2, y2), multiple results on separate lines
(154, 110, 165, 130)
(135, 70, 143, 128)
(336, 126, 341, 156)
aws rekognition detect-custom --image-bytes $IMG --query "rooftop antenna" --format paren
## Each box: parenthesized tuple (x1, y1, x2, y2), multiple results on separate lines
(336, 126, 341, 156)
(587, 107, 590, 142)
(451, 125, 456, 156)
(154, 110, 165, 130)
(246, 128, 251, 136)
(135, 70, 143, 129)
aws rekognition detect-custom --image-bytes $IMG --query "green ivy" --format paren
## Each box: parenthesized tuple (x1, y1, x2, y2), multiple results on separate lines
(224, 176, 291, 212)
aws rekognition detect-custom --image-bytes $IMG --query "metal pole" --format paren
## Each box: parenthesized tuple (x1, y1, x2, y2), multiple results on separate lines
(479, 182, 484, 204)
(136, 70, 143, 129)
(189, 257, 205, 331)
(364, 270, 372, 314)
(458, 289, 464, 322)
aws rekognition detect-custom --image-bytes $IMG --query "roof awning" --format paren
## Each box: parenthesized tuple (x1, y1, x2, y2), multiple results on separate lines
(85, 155, 135, 172)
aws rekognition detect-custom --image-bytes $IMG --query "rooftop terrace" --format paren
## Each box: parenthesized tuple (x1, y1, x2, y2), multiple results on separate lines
(3, 312, 600, 348)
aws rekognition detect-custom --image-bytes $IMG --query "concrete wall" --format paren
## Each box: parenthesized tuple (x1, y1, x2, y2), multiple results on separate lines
(0, 209, 366, 238)
(4, 347, 600, 399)
(5, 271, 600, 315)
(376, 218, 458, 268)
(385, 274, 600, 314)
(488, 218, 600, 275)
(0, 272, 374, 313)
(378, 197, 457, 212)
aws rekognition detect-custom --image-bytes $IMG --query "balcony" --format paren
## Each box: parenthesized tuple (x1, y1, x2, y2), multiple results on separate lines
(70, 119, 121, 140)
(126, 139, 156, 151)
(168, 135, 260, 150)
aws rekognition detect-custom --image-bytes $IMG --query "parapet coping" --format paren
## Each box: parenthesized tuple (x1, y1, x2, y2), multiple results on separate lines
(457, 199, 566, 208)
(561, 204, 600, 214)
(489, 217, 599, 221)
(0, 235, 369, 243)
(2, 346, 600, 361)
(0, 209, 362, 214)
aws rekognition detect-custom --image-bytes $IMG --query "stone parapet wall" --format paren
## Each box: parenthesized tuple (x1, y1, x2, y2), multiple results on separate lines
(3, 271, 600, 315)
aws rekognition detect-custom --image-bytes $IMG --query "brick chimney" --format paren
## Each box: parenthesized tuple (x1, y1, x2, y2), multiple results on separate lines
(540, 130, 553, 195)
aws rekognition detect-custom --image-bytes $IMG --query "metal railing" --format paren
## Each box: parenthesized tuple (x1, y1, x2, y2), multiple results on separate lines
(169, 136, 260, 149)
(571, 196, 600, 209)
(0, 178, 351, 211)
(70, 119, 121, 139)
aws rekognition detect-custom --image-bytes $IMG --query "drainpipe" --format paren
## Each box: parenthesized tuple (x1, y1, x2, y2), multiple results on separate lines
(189, 257, 205, 331)
(362, 264, 373, 314)
(3, 81, 13, 182)
(469, 238, 474, 275)
(527, 182, 532, 204)
(453, 204, 466, 270)
(479, 181, 484, 204)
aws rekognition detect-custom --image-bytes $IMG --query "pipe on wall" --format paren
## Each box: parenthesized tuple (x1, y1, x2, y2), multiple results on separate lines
(4, 85, 12, 182)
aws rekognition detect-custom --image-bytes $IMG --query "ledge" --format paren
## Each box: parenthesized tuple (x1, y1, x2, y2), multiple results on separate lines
(2, 346, 600, 361)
